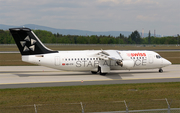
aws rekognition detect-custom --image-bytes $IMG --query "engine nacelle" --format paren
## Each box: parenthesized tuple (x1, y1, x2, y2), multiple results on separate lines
(121, 60, 134, 69)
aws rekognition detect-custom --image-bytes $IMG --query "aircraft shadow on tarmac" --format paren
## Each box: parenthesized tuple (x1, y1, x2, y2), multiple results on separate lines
(0, 71, 46, 74)
(14, 73, 124, 80)
(14, 70, 158, 80)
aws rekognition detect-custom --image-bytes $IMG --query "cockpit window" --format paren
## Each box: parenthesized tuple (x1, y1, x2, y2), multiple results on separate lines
(156, 55, 161, 59)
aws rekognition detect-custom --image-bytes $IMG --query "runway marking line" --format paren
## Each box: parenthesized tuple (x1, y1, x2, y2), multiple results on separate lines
(0, 77, 180, 85)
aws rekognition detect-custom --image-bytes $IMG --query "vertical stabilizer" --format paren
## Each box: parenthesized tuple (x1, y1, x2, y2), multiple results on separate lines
(9, 28, 58, 55)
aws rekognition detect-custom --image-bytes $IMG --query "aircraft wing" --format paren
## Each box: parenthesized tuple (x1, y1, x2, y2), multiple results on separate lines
(97, 50, 123, 66)
(97, 50, 123, 61)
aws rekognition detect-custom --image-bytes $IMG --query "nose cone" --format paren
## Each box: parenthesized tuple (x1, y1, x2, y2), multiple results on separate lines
(163, 58, 172, 66)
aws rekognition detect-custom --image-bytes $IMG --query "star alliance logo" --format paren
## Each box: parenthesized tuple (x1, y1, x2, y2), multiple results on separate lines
(20, 36, 37, 52)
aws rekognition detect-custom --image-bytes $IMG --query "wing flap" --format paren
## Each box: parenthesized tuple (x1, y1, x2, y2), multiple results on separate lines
(97, 50, 123, 61)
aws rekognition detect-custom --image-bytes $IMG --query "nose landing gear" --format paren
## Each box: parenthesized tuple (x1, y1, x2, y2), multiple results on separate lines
(159, 68, 163, 73)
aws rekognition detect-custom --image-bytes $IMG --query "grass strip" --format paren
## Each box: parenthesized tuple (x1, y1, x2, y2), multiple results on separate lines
(0, 53, 35, 66)
(0, 82, 180, 113)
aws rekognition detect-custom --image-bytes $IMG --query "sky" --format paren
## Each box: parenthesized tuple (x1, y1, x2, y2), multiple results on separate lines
(0, 0, 179, 36)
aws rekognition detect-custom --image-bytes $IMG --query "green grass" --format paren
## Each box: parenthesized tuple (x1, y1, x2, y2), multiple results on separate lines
(0, 83, 180, 113)
(0, 53, 34, 66)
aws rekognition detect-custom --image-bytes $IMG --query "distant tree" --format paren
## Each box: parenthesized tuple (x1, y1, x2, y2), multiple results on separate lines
(129, 30, 141, 44)
(76, 36, 88, 44)
(128, 36, 133, 44)
(1, 29, 180, 45)
(148, 30, 151, 44)
(117, 33, 124, 44)
(177, 34, 179, 45)
(89, 35, 98, 44)
(116, 37, 124, 44)
(99, 36, 109, 44)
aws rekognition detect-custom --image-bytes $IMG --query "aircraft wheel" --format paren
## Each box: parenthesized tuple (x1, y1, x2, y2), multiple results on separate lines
(159, 68, 163, 73)
(91, 71, 97, 74)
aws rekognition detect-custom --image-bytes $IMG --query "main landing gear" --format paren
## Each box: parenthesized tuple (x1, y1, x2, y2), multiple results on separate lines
(98, 66, 107, 75)
(91, 70, 107, 75)
(159, 68, 163, 73)
(91, 66, 107, 76)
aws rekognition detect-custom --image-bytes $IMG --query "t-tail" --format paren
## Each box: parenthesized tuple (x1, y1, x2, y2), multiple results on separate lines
(9, 28, 58, 55)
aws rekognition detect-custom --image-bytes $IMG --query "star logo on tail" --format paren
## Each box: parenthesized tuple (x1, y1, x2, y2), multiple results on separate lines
(20, 36, 37, 52)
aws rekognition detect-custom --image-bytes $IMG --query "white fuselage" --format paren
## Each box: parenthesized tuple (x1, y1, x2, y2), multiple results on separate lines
(22, 50, 171, 72)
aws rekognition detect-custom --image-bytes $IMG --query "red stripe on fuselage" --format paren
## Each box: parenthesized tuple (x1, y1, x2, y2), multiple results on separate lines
(62, 63, 65, 66)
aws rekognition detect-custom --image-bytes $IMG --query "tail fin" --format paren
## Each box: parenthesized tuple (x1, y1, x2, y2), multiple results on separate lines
(9, 28, 58, 55)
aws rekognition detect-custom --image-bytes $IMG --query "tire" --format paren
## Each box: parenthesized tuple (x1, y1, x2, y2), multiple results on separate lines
(91, 71, 97, 74)
(159, 69, 163, 73)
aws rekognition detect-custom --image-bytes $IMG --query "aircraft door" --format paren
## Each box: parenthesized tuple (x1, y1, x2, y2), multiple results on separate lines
(55, 56, 60, 66)
(148, 54, 153, 64)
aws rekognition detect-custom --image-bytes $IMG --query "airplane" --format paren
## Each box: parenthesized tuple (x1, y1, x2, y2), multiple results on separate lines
(9, 27, 171, 75)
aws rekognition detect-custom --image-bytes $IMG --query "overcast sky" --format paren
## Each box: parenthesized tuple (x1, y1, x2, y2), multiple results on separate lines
(0, 0, 179, 36)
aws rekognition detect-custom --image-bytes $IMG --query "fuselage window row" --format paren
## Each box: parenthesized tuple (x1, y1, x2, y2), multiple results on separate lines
(65, 57, 150, 61)
(64, 58, 102, 61)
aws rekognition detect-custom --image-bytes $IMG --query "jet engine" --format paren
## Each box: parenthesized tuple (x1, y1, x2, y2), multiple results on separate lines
(116, 60, 134, 69)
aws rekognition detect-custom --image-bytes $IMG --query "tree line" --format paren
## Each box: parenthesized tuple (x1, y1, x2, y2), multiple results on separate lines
(0, 29, 179, 44)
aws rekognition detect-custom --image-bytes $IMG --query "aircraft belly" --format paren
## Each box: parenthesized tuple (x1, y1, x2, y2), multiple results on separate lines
(60, 65, 96, 71)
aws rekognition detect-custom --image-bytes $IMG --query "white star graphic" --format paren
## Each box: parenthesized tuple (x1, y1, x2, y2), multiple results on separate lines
(21, 36, 36, 52)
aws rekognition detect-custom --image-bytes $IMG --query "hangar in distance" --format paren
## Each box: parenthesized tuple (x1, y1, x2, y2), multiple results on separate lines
(9, 28, 171, 75)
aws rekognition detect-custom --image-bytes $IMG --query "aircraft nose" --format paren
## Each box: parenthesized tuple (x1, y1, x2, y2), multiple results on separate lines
(163, 58, 172, 66)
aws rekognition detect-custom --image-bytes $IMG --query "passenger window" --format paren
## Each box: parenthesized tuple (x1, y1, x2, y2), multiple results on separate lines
(93, 58, 95, 60)
(81, 58, 82, 60)
(65, 59, 67, 61)
(75, 58, 76, 61)
(90, 58, 92, 60)
(87, 58, 89, 60)
(96, 58, 98, 60)
(72, 58, 73, 61)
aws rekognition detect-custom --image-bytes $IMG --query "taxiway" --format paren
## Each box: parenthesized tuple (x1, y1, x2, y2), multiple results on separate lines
(0, 65, 179, 89)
